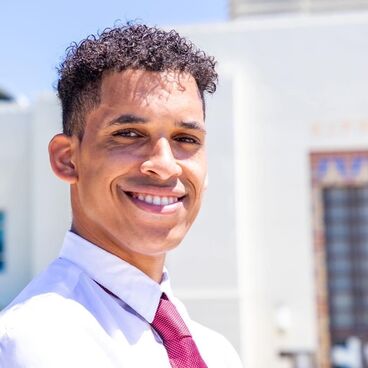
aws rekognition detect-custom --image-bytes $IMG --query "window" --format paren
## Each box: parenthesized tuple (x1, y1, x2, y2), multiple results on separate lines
(324, 187, 368, 339)
(311, 152, 368, 367)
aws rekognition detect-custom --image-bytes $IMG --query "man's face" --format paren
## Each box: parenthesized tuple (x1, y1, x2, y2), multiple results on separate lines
(69, 70, 207, 265)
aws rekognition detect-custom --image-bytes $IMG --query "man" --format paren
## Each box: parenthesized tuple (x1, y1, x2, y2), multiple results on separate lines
(0, 24, 242, 367)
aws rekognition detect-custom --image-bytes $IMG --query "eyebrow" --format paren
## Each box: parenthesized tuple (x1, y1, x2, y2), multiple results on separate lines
(108, 114, 149, 126)
(107, 114, 206, 133)
(176, 121, 207, 134)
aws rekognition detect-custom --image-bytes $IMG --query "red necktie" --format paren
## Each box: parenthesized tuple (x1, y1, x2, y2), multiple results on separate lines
(151, 293, 207, 368)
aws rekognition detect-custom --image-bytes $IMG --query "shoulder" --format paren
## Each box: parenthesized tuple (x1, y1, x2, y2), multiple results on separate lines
(0, 294, 102, 368)
(0, 258, 84, 339)
(0, 292, 67, 367)
(0, 257, 88, 348)
(0, 260, 102, 368)
(5, 258, 83, 308)
(190, 320, 244, 367)
(171, 296, 243, 367)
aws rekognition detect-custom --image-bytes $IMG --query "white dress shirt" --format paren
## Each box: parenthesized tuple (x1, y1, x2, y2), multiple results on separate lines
(0, 231, 243, 368)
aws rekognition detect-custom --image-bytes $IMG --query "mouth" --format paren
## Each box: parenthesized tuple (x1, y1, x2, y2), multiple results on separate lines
(123, 191, 186, 214)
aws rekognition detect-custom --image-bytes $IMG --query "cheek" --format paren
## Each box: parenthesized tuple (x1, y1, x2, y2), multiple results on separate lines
(80, 148, 134, 180)
(184, 162, 207, 206)
(189, 154, 207, 188)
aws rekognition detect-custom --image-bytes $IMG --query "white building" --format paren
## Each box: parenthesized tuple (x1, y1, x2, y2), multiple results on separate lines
(229, 0, 368, 17)
(0, 94, 70, 308)
(2, 10, 368, 368)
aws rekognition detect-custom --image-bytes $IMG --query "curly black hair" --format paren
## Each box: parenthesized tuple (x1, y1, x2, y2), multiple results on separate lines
(57, 23, 218, 137)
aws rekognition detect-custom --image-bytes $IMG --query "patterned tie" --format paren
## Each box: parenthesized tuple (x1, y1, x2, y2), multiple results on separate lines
(151, 293, 207, 368)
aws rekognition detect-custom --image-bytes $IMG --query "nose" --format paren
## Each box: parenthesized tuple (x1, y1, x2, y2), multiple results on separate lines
(140, 138, 182, 180)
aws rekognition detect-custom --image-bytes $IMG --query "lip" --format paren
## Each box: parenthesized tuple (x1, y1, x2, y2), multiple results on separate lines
(127, 194, 184, 214)
(118, 184, 186, 198)
(117, 185, 186, 215)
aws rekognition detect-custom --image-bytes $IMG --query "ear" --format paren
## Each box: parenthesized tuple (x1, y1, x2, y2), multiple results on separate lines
(48, 134, 78, 184)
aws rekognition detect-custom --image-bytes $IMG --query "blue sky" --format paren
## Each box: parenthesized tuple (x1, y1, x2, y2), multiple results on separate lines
(0, 0, 228, 101)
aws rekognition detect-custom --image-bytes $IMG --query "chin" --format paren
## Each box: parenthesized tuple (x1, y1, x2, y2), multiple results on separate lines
(135, 230, 186, 254)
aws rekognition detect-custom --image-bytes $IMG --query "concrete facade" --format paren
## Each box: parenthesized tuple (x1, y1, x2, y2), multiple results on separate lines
(176, 12, 368, 367)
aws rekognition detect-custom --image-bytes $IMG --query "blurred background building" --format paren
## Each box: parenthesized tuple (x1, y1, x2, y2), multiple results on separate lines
(230, 0, 368, 17)
(2, 1, 368, 368)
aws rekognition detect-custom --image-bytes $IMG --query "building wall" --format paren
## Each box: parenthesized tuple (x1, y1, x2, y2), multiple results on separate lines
(167, 75, 241, 351)
(0, 103, 31, 308)
(179, 12, 368, 367)
(229, 0, 368, 17)
(30, 94, 70, 276)
(0, 95, 69, 307)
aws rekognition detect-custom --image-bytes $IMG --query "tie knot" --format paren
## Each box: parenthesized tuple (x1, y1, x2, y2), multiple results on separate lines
(151, 293, 191, 342)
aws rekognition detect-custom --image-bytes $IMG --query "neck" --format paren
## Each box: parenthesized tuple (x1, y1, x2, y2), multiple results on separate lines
(70, 222, 166, 283)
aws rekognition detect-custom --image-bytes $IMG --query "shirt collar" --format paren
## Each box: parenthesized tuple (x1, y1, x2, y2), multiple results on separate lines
(59, 231, 172, 323)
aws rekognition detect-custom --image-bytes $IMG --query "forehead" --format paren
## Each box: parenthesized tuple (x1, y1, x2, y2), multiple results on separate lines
(99, 69, 202, 108)
(82, 69, 205, 137)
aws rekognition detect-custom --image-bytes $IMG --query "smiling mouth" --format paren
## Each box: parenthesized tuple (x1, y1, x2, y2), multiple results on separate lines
(125, 191, 185, 206)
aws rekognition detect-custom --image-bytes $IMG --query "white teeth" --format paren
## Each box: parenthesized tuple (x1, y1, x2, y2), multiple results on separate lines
(145, 195, 153, 204)
(132, 192, 180, 206)
(153, 196, 161, 205)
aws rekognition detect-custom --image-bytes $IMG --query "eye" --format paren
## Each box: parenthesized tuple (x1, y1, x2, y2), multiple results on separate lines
(112, 129, 143, 138)
(174, 135, 201, 145)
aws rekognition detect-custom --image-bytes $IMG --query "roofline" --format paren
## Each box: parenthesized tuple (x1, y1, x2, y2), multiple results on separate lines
(170, 9, 368, 34)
